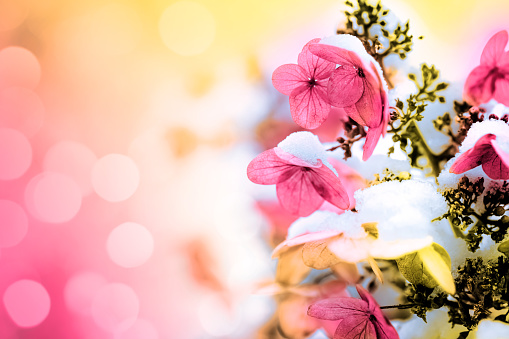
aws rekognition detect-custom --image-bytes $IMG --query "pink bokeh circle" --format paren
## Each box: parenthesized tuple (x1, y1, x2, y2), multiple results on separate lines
(91, 283, 139, 332)
(91, 154, 140, 202)
(0, 200, 28, 248)
(64, 271, 107, 316)
(0, 128, 32, 180)
(25, 172, 82, 223)
(0, 87, 45, 137)
(43, 141, 97, 196)
(107, 222, 154, 268)
(3, 279, 51, 328)
(0, 47, 41, 90)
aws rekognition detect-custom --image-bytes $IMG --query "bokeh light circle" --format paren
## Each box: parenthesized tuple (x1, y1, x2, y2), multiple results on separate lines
(114, 319, 159, 339)
(91, 283, 139, 332)
(92, 154, 140, 202)
(64, 271, 107, 316)
(0, 47, 41, 89)
(0, 128, 32, 180)
(3, 280, 51, 328)
(107, 222, 154, 268)
(159, 1, 216, 56)
(198, 293, 240, 336)
(0, 200, 28, 248)
(0, 87, 45, 137)
(43, 141, 97, 196)
(25, 172, 82, 223)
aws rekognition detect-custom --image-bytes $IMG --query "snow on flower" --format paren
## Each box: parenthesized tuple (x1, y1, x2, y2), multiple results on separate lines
(307, 285, 399, 339)
(449, 119, 509, 180)
(464, 30, 509, 106)
(247, 132, 350, 216)
(309, 34, 390, 161)
(272, 39, 336, 129)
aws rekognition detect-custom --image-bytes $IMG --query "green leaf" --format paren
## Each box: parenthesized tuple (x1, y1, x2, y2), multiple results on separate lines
(396, 243, 453, 292)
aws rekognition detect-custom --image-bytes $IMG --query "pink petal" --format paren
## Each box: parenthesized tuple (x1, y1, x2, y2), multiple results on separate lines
(308, 298, 368, 320)
(272, 229, 342, 258)
(327, 64, 365, 107)
(481, 30, 508, 67)
(362, 122, 384, 161)
(308, 43, 362, 69)
(289, 83, 331, 129)
(493, 75, 509, 106)
(450, 134, 496, 175)
(247, 149, 292, 185)
(309, 164, 351, 210)
(464, 65, 495, 105)
(274, 147, 321, 168)
(343, 68, 383, 128)
(312, 107, 348, 142)
(482, 149, 509, 180)
(299, 39, 336, 80)
(356, 286, 399, 339)
(276, 166, 326, 216)
(333, 314, 376, 339)
(491, 138, 509, 167)
(272, 64, 308, 95)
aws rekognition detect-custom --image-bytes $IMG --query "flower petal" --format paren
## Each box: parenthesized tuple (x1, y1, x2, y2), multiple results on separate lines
(450, 134, 497, 175)
(309, 164, 351, 210)
(333, 314, 376, 339)
(493, 75, 509, 106)
(302, 237, 343, 270)
(356, 285, 399, 339)
(272, 229, 341, 258)
(276, 167, 326, 216)
(481, 30, 508, 67)
(482, 138, 509, 180)
(308, 43, 362, 68)
(308, 298, 368, 320)
(362, 122, 384, 161)
(299, 39, 336, 80)
(276, 245, 311, 285)
(272, 64, 308, 95)
(289, 83, 331, 129)
(342, 68, 383, 128)
(327, 65, 365, 107)
(247, 149, 292, 185)
(463, 65, 495, 105)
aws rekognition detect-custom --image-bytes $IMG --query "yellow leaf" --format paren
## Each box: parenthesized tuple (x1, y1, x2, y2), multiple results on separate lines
(368, 256, 384, 283)
(419, 244, 455, 294)
(302, 237, 341, 270)
(276, 245, 310, 285)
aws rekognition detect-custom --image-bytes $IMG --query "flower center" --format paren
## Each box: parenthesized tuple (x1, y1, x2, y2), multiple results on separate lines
(308, 78, 317, 87)
(357, 67, 365, 78)
(302, 167, 312, 172)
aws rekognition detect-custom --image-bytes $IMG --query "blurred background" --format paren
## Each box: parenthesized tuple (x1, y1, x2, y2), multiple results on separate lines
(0, 0, 508, 338)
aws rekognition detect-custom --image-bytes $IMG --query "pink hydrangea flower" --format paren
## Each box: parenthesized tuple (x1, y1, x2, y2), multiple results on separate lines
(464, 30, 509, 106)
(308, 285, 399, 339)
(272, 39, 336, 129)
(309, 36, 389, 161)
(247, 147, 350, 217)
(450, 133, 509, 180)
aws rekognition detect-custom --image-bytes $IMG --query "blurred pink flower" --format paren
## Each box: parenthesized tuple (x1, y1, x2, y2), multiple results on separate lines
(450, 133, 509, 179)
(308, 285, 399, 339)
(272, 39, 336, 129)
(464, 30, 509, 106)
(247, 148, 350, 216)
(309, 37, 389, 161)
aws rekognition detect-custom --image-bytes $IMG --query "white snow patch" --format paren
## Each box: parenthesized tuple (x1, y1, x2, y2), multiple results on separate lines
(278, 131, 337, 175)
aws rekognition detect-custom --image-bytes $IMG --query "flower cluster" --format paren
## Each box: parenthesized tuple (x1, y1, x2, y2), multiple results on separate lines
(248, 1, 509, 338)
